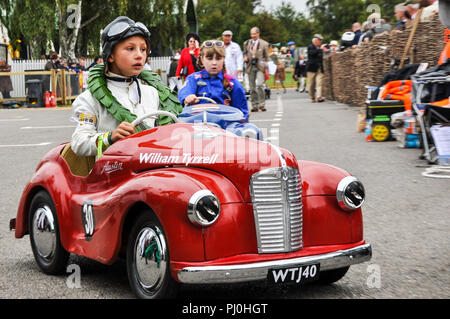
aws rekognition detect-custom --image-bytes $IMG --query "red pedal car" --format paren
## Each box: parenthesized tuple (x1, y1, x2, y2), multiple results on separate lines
(10, 111, 371, 299)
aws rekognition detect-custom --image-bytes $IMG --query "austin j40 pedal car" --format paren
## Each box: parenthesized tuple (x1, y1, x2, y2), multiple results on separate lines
(10, 110, 371, 299)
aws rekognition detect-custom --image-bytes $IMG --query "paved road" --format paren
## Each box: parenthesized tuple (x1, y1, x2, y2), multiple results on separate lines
(0, 90, 449, 299)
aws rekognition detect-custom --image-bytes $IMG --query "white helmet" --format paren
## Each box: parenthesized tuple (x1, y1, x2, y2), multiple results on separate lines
(341, 32, 355, 42)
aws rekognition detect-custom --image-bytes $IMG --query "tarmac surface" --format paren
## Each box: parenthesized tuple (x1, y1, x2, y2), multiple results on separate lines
(0, 89, 449, 300)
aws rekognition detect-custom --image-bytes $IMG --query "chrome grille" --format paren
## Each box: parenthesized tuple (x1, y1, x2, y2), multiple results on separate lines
(250, 167, 303, 253)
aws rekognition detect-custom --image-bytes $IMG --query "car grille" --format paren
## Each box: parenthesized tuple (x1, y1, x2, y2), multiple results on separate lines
(250, 167, 303, 254)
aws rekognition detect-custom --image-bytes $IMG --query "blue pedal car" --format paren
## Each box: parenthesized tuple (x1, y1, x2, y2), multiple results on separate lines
(178, 97, 263, 141)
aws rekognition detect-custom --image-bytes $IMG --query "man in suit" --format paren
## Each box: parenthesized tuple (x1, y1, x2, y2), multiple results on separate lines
(243, 27, 270, 112)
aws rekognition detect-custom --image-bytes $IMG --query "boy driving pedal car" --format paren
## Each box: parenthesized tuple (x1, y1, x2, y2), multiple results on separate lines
(71, 16, 182, 157)
(177, 40, 249, 122)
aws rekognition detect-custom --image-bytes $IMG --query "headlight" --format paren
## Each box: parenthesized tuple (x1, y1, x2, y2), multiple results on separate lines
(240, 128, 258, 140)
(187, 190, 221, 226)
(336, 176, 365, 211)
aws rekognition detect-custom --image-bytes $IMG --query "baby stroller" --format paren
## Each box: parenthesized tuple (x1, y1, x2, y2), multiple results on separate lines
(411, 62, 450, 165)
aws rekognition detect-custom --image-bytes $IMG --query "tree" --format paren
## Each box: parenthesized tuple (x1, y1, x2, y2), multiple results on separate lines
(273, 1, 314, 46)
(197, 0, 261, 45)
(306, 0, 366, 41)
(56, 0, 83, 60)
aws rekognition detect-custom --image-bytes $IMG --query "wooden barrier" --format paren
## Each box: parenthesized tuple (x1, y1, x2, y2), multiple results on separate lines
(322, 14, 446, 107)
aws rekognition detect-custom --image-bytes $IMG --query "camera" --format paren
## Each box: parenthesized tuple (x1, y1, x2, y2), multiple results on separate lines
(251, 57, 258, 66)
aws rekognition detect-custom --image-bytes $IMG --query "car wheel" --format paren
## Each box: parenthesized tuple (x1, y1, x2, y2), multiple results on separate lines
(317, 266, 350, 284)
(29, 190, 69, 275)
(126, 213, 178, 299)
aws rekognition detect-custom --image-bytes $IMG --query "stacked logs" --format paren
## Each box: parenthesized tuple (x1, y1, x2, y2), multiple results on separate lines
(322, 14, 446, 107)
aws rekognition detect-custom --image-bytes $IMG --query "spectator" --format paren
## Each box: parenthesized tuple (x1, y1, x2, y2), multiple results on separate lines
(60, 58, 70, 70)
(222, 30, 244, 80)
(340, 31, 356, 51)
(352, 22, 363, 46)
(68, 59, 79, 72)
(293, 53, 307, 93)
(287, 41, 300, 66)
(407, 2, 420, 21)
(76, 57, 87, 71)
(243, 27, 270, 112)
(167, 55, 182, 92)
(306, 34, 325, 103)
(176, 33, 201, 80)
(274, 47, 287, 94)
(329, 40, 339, 52)
(394, 3, 409, 31)
(45, 52, 60, 70)
(144, 56, 152, 71)
(88, 56, 103, 70)
(0, 58, 13, 99)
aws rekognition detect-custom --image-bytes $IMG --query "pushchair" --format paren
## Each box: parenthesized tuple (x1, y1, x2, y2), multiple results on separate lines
(411, 62, 450, 167)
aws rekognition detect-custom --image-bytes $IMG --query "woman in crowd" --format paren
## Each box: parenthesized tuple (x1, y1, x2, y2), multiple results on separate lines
(176, 33, 201, 80)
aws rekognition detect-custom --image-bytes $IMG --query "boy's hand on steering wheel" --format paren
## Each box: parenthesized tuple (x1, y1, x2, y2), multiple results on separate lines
(185, 94, 200, 105)
(111, 122, 135, 143)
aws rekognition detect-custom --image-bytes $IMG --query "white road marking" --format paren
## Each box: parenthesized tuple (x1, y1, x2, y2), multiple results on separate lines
(0, 118, 30, 122)
(272, 123, 280, 127)
(20, 125, 76, 130)
(0, 142, 52, 147)
(250, 119, 275, 123)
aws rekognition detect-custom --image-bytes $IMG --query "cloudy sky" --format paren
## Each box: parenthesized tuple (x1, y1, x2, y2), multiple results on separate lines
(259, 0, 309, 14)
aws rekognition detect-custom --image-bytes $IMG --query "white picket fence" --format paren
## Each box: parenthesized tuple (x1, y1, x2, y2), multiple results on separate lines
(5, 57, 171, 99)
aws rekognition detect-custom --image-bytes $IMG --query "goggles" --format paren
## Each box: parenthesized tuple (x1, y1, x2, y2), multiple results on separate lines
(107, 21, 151, 41)
(202, 40, 224, 48)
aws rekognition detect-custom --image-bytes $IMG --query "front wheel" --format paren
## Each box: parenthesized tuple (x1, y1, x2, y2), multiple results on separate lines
(29, 190, 69, 275)
(126, 213, 178, 299)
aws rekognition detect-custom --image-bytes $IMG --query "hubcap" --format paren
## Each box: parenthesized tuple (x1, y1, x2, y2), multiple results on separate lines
(32, 205, 56, 260)
(134, 226, 168, 292)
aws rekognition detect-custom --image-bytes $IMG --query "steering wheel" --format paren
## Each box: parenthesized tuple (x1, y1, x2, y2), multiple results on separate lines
(185, 96, 217, 106)
(131, 110, 180, 127)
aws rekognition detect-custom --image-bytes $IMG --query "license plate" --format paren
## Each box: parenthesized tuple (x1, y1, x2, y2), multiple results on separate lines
(268, 263, 320, 284)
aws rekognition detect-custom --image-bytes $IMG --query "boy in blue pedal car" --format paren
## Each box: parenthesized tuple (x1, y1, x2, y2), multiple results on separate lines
(178, 40, 249, 121)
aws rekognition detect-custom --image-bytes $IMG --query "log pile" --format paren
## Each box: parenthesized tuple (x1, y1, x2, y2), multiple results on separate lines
(322, 14, 446, 107)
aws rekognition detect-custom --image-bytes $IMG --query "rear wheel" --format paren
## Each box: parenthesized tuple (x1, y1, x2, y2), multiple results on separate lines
(317, 266, 350, 284)
(126, 213, 178, 299)
(29, 190, 69, 275)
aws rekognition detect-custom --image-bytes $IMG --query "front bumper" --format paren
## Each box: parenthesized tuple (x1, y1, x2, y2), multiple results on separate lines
(177, 243, 371, 284)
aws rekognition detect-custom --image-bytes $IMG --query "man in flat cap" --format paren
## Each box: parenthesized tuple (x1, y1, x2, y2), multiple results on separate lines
(222, 30, 244, 81)
(306, 34, 325, 103)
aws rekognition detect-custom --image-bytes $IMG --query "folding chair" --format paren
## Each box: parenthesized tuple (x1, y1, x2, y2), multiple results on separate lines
(411, 75, 450, 163)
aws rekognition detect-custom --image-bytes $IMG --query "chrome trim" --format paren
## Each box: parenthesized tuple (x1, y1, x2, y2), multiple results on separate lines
(177, 243, 372, 284)
(32, 205, 56, 260)
(250, 167, 303, 253)
(260, 141, 287, 167)
(134, 226, 168, 292)
(187, 190, 221, 226)
(240, 128, 258, 140)
(336, 176, 365, 211)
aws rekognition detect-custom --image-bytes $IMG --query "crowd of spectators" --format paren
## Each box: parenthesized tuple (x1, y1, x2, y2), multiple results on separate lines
(319, 0, 440, 53)
(44, 51, 103, 72)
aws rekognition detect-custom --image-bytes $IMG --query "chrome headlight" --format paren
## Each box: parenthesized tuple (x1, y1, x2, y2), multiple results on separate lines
(187, 190, 221, 226)
(336, 176, 365, 211)
(240, 128, 258, 140)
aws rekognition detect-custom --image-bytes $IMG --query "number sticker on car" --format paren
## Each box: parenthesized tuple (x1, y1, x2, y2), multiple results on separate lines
(268, 264, 320, 284)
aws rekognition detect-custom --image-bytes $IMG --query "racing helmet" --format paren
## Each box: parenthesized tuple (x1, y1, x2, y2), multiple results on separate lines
(101, 16, 151, 63)
(440, 0, 450, 29)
